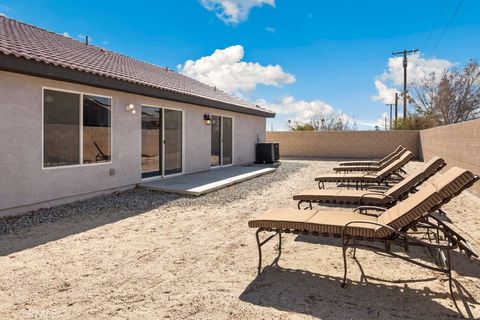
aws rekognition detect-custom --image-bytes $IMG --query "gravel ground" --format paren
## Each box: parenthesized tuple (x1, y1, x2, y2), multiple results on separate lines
(0, 162, 306, 235)
(0, 159, 479, 320)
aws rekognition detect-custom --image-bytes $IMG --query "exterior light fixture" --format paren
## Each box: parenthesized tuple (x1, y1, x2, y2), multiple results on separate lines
(204, 113, 211, 125)
(125, 104, 136, 114)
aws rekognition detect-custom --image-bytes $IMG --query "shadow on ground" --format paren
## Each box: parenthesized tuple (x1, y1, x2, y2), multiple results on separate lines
(0, 190, 182, 256)
(294, 231, 480, 279)
(0, 162, 305, 256)
(240, 265, 479, 319)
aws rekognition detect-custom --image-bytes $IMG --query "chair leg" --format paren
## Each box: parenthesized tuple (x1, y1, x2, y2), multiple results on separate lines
(297, 201, 313, 210)
(277, 231, 282, 260)
(255, 229, 263, 274)
(446, 248, 456, 304)
(341, 239, 349, 288)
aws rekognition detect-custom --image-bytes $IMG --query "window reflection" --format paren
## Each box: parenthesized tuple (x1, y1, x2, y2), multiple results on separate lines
(43, 89, 112, 167)
(43, 90, 80, 167)
(164, 109, 182, 175)
(211, 116, 221, 166)
(83, 95, 111, 164)
(141, 106, 162, 178)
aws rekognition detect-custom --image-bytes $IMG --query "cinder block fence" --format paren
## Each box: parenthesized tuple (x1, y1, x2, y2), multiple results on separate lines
(267, 119, 480, 196)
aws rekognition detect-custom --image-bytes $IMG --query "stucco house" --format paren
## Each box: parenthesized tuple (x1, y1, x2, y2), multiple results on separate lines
(0, 16, 274, 216)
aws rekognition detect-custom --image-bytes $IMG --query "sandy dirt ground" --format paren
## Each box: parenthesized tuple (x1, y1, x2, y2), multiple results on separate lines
(0, 160, 479, 320)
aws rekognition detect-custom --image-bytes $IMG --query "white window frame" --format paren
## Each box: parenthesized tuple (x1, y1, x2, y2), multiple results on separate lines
(210, 115, 234, 168)
(140, 104, 185, 181)
(42, 87, 113, 170)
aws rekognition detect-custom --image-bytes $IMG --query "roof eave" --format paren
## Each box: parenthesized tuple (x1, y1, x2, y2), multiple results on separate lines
(0, 54, 276, 118)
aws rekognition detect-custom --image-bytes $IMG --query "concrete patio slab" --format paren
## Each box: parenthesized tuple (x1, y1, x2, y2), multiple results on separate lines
(138, 165, 276, 196)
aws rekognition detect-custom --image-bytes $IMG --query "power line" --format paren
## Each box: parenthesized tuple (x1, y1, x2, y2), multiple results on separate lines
(420, 0, 464, 72)
(423, 0, 449, 52)
(427, 0, 464, 58)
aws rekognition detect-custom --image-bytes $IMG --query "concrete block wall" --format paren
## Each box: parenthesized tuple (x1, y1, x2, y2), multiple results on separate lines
(267, 130, 420, 159)
(419, 119, 480, 195)
(267, 122, 479, 196)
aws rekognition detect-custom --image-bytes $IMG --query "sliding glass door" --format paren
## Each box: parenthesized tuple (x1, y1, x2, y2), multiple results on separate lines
(211, 116, 233, 167)
(211, 116, 221, 167)
(141, 106, 182, 178)
(222, 117, 233, 165)
(141, 106, 162, 178)
(164, 109, 183, 175)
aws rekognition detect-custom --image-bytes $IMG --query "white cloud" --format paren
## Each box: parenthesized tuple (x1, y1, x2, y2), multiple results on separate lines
(257, 95, 338, 123)
(373, 54, 454, 104)
(0, 4, 11, 16)
(200, 0, 275, 24)
(372, 80, 399, 104)
(178, 45, 295, 94)
(262, 95, 393, 131)
(62, 32, 71, 38)
(265, 26, 275, 33)
(376, 112, 389, 130)
(354, 112, 389, 130)
(380, 54, 453, 86)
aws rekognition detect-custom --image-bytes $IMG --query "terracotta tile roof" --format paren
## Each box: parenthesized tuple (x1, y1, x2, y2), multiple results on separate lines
(0, 16, 273, 116)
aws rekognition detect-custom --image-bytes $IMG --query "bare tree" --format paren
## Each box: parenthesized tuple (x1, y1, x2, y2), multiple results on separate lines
(288, 111, 357, 131)
(411, 62, 480, 125)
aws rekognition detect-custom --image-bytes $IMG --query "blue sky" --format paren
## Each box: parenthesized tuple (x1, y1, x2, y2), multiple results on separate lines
(1, 0, 479, 130)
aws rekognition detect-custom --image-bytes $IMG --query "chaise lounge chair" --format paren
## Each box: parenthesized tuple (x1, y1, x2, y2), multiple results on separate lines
(294, 156, 446, 208)
(333, 147, 409, 173)
(93, 141, 111, 162)
(338, 145, 404, 167)
(315, 150, 415, 190)
(248, 167, 479, 301)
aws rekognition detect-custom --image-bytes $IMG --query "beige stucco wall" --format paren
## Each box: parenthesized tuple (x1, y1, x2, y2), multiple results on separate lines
(267, 131, 420, 159)
(0, 71, 266, 216)
(419, 119, 480, 196)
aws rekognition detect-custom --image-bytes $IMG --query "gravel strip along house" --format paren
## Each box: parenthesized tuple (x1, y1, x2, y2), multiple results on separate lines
(0, 16, 275, 216)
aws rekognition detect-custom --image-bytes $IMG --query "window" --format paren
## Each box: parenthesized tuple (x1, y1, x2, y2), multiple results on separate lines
(82, 95, 111, 164)
(43, 89, 112, 168)
(43, 90, 80, 167)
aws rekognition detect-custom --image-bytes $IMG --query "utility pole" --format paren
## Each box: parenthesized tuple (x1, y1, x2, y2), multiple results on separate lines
(392, 49, 418, 124)
(385, 103, 394, 130)
(394, 92, 399, 127)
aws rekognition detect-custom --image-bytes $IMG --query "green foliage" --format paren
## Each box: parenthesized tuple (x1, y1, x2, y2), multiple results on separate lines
(288, 111, 357, 131)
(289, 122, 316, 131)
(392, 114, 438, 130)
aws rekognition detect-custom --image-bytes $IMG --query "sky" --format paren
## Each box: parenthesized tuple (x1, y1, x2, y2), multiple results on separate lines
(1, 0, 479, 130)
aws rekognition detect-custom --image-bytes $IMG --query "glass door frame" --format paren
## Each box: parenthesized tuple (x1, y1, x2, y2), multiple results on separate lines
(141, 104, 185, 181)
(210, 115, 234, 168)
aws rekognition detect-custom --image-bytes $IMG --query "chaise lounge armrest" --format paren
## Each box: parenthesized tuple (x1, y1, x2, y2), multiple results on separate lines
(342, 220, 397, 239)
(359, 193, 396, 204)
(353, 206, 388, 216)
(366, 185, 389, 192)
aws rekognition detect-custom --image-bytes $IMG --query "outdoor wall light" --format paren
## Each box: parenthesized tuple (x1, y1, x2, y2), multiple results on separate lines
(125, 104, 136, 114)
(204, 113, 211, 125)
